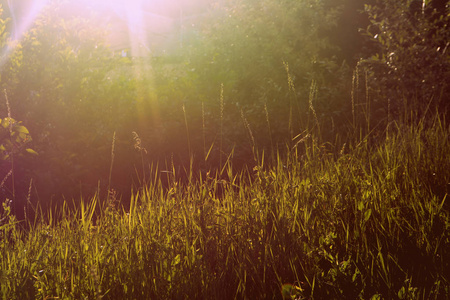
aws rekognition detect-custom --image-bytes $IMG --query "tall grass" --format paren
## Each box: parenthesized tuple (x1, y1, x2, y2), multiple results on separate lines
(1, 107, 448, 299)
(1, 61, 449, 299)
(2, 90, 15, 209)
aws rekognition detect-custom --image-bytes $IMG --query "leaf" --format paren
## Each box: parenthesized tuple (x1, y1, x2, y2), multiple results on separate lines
(18, 132, 31, 142)
(172, 254, 181, 266)
(364, 209, 372, 222)
(398, 286, 406, 299)
(26, 148, 39, 155)
(0, 117, 16, 128)
(15, 125, 29, 134)
(204, 142, 215, 162)
(357, 201, 364, 211)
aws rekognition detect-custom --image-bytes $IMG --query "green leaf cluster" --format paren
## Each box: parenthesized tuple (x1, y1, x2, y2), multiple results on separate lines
(0, 117, 36, 161)
(359, 0, 450, 121)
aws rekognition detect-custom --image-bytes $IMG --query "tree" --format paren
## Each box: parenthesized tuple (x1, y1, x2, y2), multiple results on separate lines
(359, 0, 449, 126)
(1, 0, 137, 206)
(169, 0, 349, 158)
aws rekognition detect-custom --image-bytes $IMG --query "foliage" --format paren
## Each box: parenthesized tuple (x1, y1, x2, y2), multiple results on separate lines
(1, 1, 137, 203)
(1, 114, 449, 299)
(358, 0, 450, 126)
(182, 0, 347, 143)
(0, 0, 363, 205)
(0, 116, 35, 161)
(0, 0, 449, 298)
(0, 91, 37, 217)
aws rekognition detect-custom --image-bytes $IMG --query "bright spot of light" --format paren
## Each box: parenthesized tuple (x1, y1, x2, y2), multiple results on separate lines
(1, 0, 206, 67)
(1, 0, 50, 68)
(7, 0, 50, 41)
(76, 0, 189, 57)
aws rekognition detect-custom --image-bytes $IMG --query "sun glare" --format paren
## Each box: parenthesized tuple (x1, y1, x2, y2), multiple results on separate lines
(1, 0, 50, 68)
(73, 0, 190, 130)
(2, 0, 204, 62)
(76, 0, 190, 57)
(8, 0, 50, 40)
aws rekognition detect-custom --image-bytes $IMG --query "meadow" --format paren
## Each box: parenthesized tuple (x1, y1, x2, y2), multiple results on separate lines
(1, 109, 449, 299)
(1, 0, 449, 299)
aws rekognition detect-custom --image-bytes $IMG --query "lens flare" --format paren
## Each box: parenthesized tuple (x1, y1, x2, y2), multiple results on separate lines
(1, 0, 50, 68)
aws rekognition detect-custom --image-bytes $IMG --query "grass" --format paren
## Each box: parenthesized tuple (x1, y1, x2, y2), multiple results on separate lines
(1, 109, 449, 299)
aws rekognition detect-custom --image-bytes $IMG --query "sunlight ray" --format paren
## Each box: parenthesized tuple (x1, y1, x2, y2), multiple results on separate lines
(1, 0, 50, 69)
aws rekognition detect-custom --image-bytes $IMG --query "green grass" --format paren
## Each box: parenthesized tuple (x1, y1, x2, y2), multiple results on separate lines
(1, 113, 449, 299)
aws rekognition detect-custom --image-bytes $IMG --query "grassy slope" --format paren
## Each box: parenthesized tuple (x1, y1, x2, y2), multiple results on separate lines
(1, 115, 449, 299)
